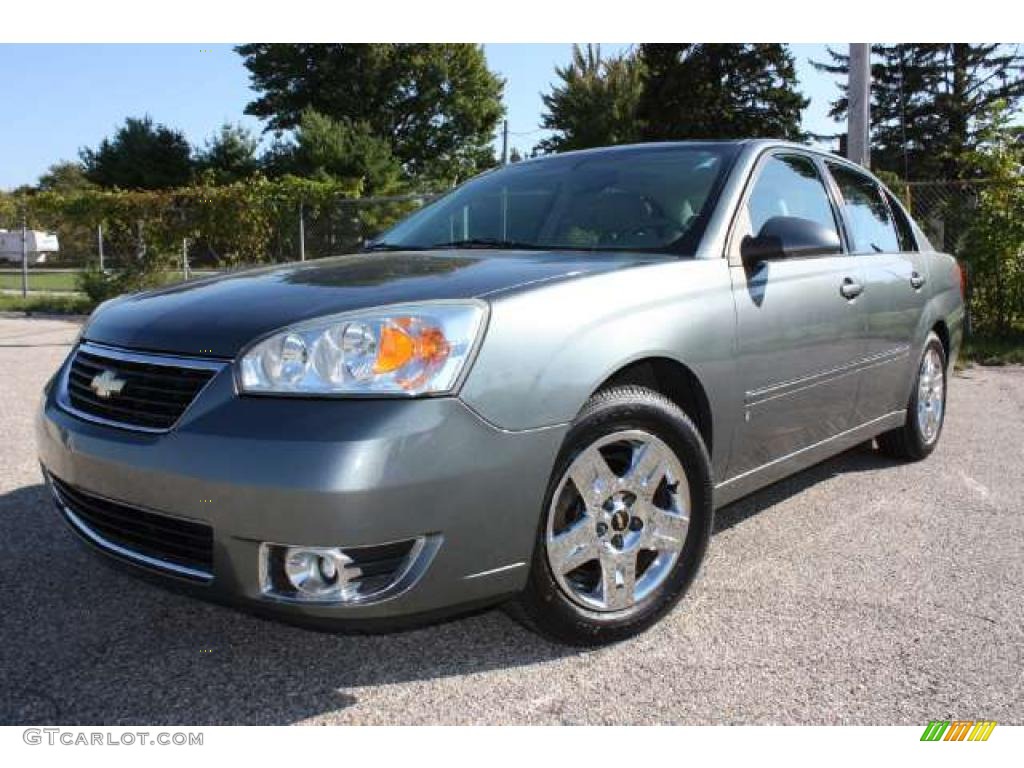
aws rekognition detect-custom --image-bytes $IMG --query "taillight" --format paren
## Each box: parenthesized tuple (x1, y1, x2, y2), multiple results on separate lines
(955, 260, 967, 300)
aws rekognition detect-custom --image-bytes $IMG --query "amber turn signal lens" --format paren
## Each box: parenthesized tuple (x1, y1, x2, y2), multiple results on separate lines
(373, 319, 451, 375)
(374, 323, 416, 373)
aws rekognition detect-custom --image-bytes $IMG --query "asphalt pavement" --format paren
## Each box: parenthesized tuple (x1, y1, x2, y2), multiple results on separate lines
(1, 314, 1020, 725)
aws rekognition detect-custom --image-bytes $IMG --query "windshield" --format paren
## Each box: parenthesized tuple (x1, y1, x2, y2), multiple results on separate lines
(374, 144, 737, 255)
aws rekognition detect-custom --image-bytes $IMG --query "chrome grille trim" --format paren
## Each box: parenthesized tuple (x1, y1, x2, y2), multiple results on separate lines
(56, 341, 227, 434)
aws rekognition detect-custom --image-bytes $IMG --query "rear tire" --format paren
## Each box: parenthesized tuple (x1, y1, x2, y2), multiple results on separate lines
(509, 386, 713, 646)
(878, 331, 947, 461)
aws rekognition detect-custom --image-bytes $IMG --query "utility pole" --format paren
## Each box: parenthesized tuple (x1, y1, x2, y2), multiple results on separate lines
(298, 202, 306, 261)
(20, 211, 28, 298)
(501, 119, 509, 165)
(848, 43, 871, 167)
(97, 224, 105, 271)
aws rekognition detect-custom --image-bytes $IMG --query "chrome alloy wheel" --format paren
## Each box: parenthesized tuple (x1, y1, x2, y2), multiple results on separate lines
(545, 430, 690, 612)
(916, 347, 945, 444)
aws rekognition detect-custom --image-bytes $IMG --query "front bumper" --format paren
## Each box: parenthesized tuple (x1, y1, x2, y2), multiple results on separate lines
(37, 354, 566, 627)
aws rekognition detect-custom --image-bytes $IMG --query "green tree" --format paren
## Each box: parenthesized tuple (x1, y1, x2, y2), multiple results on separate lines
(80, 116, 194, 190)
(37, 161, 96, 193)
(236, 43, 505, 185)
(264, 110, 402, 196)
(536, 44, 643, 153)
(813, 44, 1024, 179)
(961, 102, 1024, 335)
(637, 44, 807, 141)
(196, 123, 261, 184)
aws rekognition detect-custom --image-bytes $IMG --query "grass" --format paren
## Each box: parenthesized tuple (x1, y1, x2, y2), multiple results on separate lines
(0, 268, 216, 293)
(0, 292, 93, 315)
(0, 269, 81, 292)
(961, 333, 1024, 366)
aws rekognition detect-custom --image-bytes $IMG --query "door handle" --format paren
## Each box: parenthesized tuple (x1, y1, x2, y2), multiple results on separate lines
(910, 271, 926, 289)
(840, 277, 864, 300)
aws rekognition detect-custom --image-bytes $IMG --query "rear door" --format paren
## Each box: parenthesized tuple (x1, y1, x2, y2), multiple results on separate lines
(824, 162, 928, 421)
(726, 151, 867, 478)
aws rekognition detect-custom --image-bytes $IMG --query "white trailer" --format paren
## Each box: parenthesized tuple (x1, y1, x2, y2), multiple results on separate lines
(0, 229, 59, 264)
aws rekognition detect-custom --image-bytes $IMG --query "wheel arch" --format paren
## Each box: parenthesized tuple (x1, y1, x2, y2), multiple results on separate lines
(594, 357, 714, 456)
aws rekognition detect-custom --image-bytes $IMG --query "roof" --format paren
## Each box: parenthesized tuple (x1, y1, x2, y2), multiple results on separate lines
(514, 138, 874, 178)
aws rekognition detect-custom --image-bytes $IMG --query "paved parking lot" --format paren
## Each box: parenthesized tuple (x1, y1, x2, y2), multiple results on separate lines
(1, 314, 1021, 725)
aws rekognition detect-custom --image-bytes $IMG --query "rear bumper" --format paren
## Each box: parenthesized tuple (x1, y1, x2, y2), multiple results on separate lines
(36, 356, 566, 627)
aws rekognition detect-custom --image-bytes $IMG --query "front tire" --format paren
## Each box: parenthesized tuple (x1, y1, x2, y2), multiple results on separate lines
(878, 331, 947, 461)
(510, 386, 713, 646)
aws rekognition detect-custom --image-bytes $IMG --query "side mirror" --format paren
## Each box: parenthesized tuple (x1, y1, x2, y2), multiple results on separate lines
(740, 216, 842, 268)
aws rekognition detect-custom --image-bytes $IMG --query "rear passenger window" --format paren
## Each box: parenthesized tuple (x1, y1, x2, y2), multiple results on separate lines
(885, 192, 918, 252)
(745, 154, 840, 240)
(827, 163, 900, 254)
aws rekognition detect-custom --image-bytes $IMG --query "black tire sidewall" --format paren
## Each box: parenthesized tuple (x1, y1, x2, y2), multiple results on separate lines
(521, 388, 713, 644)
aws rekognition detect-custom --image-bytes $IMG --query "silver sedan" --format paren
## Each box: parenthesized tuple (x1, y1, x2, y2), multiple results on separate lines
(37, 140, 964, 644)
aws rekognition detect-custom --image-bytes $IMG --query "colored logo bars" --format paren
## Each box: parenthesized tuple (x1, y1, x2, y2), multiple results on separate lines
(920, 720, 997, 742)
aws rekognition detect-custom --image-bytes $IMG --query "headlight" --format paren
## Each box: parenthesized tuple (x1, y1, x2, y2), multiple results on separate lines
(237, 302, 487, 396)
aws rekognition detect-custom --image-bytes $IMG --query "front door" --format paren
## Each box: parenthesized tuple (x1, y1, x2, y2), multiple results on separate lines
(726, 152, 866, 478)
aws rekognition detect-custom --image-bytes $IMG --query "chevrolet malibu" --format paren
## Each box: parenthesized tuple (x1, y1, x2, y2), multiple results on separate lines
(37, 140, 965, 645)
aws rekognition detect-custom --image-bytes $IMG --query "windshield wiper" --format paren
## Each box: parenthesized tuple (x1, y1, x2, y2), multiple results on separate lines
(429, 237, 548, 250)
(362, 241, 431, 252)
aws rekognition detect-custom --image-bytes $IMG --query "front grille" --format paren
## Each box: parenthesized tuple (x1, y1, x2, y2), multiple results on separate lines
(62, 343, 221, 431)
(50, 474, 214, 581)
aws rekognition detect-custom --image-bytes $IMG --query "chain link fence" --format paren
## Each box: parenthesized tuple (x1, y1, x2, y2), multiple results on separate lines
(890, 180, 1024, 335)
(7, 180, 1014, 266)
(893, 180, 991, 254)
(1, 192, 440, 291)
(300, 194, 439, 264)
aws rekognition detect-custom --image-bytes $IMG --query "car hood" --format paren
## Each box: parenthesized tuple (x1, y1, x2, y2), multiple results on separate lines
(83, 250, 665, 358)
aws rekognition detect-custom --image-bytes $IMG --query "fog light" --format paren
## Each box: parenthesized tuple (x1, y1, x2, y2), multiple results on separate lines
(282, 547, 356, 600)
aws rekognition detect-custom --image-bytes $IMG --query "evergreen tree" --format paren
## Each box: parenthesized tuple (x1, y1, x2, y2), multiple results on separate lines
(637, 44, 807, 141)
(536, 44, 643, 153)
(813, 44, 1024, 179)
(196, 123, 261, 184)
(264, 110, 402, 195)
(80, 116, 193, 190)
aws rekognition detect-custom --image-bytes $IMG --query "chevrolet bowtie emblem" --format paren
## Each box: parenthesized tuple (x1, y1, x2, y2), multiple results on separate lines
(90, 369, 127, 399)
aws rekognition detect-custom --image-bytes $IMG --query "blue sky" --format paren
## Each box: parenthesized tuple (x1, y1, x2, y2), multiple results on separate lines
(0, 43, 842, 190)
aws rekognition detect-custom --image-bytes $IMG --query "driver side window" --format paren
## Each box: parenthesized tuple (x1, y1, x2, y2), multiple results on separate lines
(743, 154, 840, 244)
